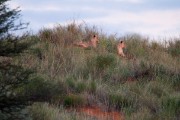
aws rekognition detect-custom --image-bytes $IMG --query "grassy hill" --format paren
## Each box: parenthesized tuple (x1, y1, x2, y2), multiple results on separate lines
(0, 23, 180, 120)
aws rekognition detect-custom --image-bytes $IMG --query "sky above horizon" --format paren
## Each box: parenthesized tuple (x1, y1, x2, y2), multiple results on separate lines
(9, 0, 180, 39)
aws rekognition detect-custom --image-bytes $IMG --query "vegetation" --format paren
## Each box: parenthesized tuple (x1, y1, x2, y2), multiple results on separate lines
(0, 2, 179, 119)
(0, 0, 28, 39)
(1, 22, 179, 119)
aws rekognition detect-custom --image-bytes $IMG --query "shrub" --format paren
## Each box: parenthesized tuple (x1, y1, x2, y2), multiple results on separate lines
(124, 34, 149, 58)
(168, 39, 180, 57)
(147, 82, 168, 98)
(100, 37, 117, 53)
(66, 77, 76, 91)
(109, 93, 133, 110)
(150, 41, 165, 51)
(39, 28, 53, 42)
(76, 82, 87, 93)
(95, 54, 116, 70)
(30, 102, 92, 120)
(84, 53, 116, 79)
(88, 80, 97, 93)
(31, 47, 44, 60)
(0, 62, 34, 102)
(162, 95, 180, 117)
(66, 77, 87, 93)
(171, 74, 180, 89)
(154, 64, 167, 77)
(63, 94, 85, 107)
(0, 35, 38, 57)
(127, 107, 153, 120)
(23, 75, 65, 102)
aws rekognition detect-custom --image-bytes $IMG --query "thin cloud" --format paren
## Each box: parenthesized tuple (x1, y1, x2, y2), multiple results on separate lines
(86, 0, 143, 4)
(108, 0, 143, 4)
(7, 0, 180, 39)
(78, 9, 180, 38)
(9, 2, 99, 12)
(8, 0, 144, 12)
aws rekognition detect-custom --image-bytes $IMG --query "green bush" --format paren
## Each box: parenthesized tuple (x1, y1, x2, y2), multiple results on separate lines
(0, 62, 34, 100)
(95, 54, 116, 70)
(154, 64, 167, 77)
(31, 47, 44, 60)
(162, 95, 180, 117)
(23, 75, 65, 101)
(100, 38, 116, 53)
(148, 83, 168, 98)
(76, 82, 87, 93)
(168, 40, 180, 57)
(84, 53, 116, 79)
(109, 93, 133, 110)
(66, 77, 76, 91)
(124, 34, 149, 58)
(39, 28, 53, 42)
(88, 80, 97, 93)
(63, 94, 85, 107)
(171, 74, 180, 89)
(66, 77, 87, 93)
(29, 102, 90, 120)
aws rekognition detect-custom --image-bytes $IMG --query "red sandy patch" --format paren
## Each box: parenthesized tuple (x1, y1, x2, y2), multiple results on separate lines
(78, 106, 124, 120)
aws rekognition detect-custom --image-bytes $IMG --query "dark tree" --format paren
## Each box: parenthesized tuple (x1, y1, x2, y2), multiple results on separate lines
(0, 1, 33, 119)
(0, 0, 31, 57)
(0, 0, 28, 40)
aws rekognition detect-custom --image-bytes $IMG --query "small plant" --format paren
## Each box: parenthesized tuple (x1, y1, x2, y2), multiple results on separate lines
(154, 64, 167, 77)
(171, 74, 180, 90)
(29, 102, 90, 120)
(66, 77, 76, 91)
(31, 48, 44, 60)
(109, 93, 133, 110)
(0, 62, 34, 100)
(148, 82, 168, 98)
(124, 34, 150, 58)
(22, 75, 65, 102)
(100, 38, 117, 53)
(95, 54, 116, 70)
(162, 95, 180, 118)
(76, 82, 87, 93)
(168, 39, 180, 57)
(39, 28, 53, 42)
(88, 80, 97, 93)
(63, 94, 85, 107)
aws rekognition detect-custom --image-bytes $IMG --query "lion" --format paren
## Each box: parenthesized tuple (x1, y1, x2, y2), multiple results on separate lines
(117, 40, 126, 57)
(74, 35, 99, 48)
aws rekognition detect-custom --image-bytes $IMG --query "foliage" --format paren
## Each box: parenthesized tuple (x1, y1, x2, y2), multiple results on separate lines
(168, 39, 180, 57)
(0, 35, 38, 57)
(0, 62, 34, 103)
(95, 54, 116, 70)
(0, 0, 28, 40)
(22, 75, 66, 102)
(29, 102, 92, 120)
(109, 93, 133, 110)
(1, 21, 180, 119)
(162, 95, 180, 117)
(63, 94, 85, 107)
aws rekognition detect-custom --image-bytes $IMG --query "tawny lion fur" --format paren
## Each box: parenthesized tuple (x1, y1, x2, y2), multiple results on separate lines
(117, 41, 126, 57)
(74, 35, 99, 48)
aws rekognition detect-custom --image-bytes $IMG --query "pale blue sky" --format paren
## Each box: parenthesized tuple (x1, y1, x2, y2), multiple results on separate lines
(9, 0, 180, 39)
